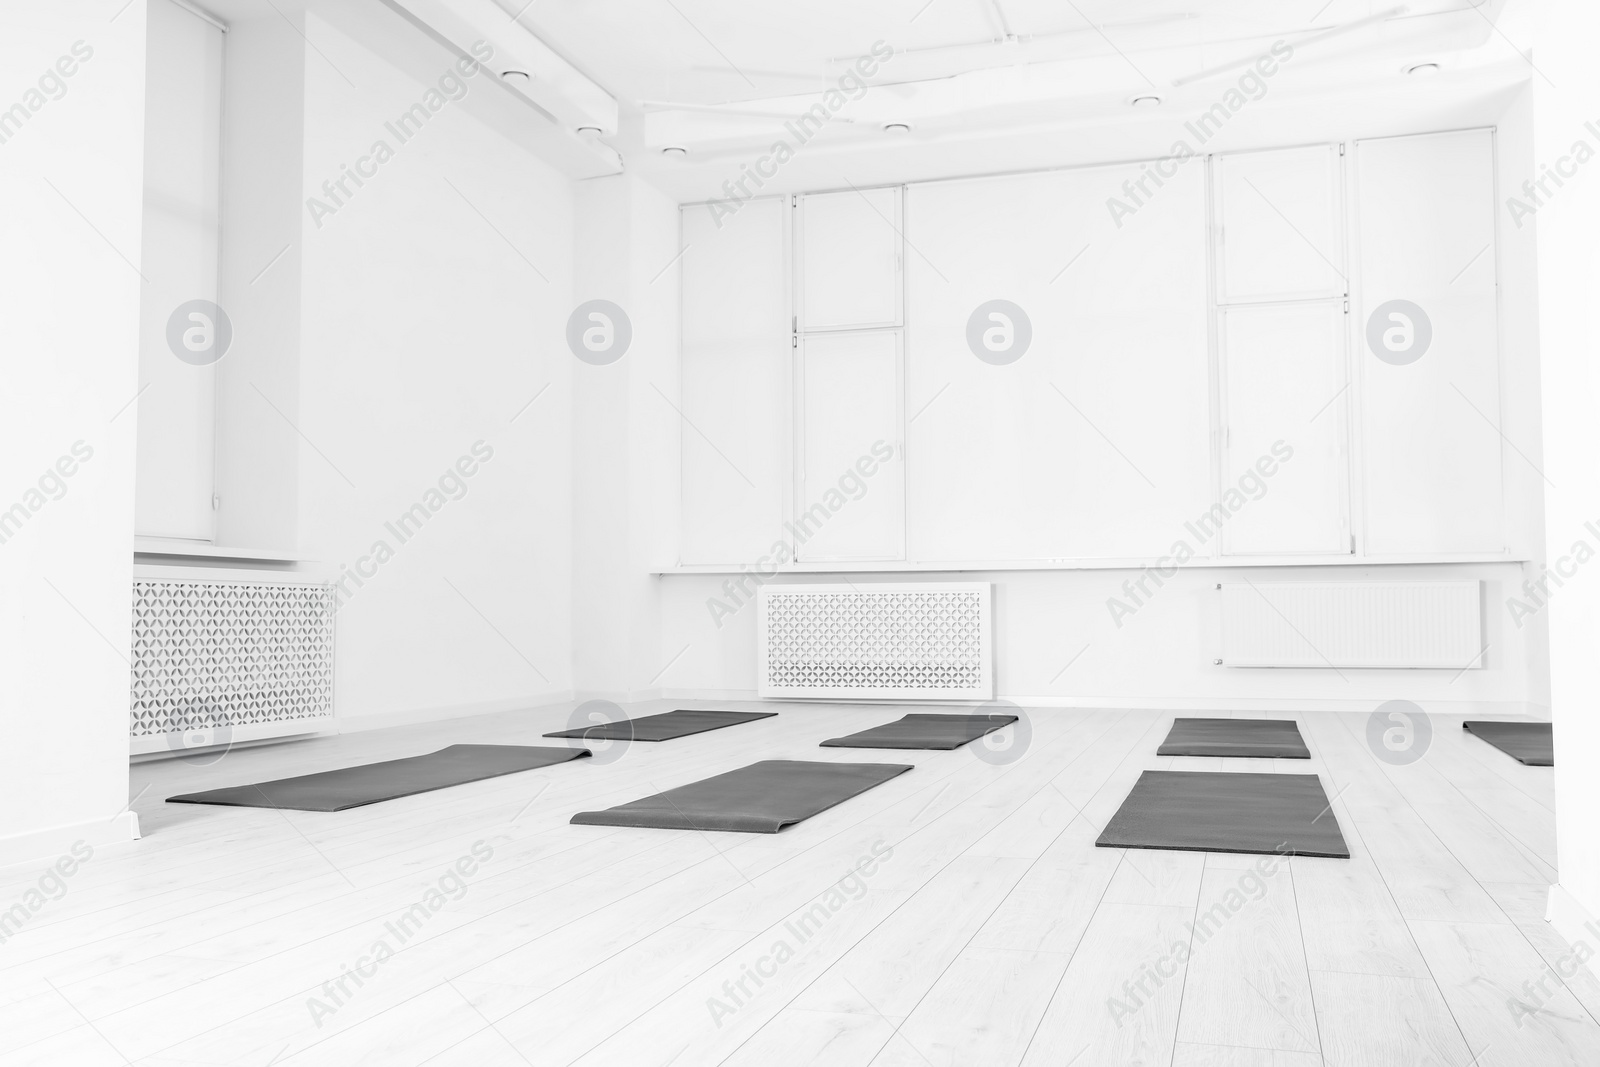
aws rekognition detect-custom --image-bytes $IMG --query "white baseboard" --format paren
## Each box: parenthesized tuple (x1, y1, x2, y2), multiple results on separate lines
(125, 689, 1537, 763)
(335, 691, 576, 734)
(656, 688, 1545, 715)
(0, 811, 140, 871)
(131, 717, 332, 759)
(572, 688, 674, 706)
(1002, 695, 1548, 716)
(660, 687, 760, 703)
(131, 693, 580, 758)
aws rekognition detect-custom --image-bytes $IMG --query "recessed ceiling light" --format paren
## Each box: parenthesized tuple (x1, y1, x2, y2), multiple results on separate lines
(501, 70, 530, 82)
(576, 126, 604, 139)
(661, 146, 688, 158)
(1405, 62, 1441, 76)
(1130, 94, 1163, 107)
(882, 122, 912, 134)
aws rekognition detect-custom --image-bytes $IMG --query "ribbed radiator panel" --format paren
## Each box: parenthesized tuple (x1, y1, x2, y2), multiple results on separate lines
(758, 583, 993, 699)
(1219, 580, 1483, 669)
(130, 576, 336, 740)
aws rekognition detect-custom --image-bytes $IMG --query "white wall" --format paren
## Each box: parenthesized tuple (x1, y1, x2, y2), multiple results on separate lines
(1528, 0, 1600, 944)
(644, 98, 1548, 718)
(290, 11, 577, 726)
(1496, 82, 1551, 712)
(123, 1, 593, 742)
(0, 2, 145, 863)
(571, 174, 681, 701)
(655, 563, 1542, 714)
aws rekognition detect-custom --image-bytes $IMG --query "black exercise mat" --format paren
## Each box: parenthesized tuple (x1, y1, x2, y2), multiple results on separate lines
(543, 709, 776, 742)
(167, 745, 590, 812)
(1463, 721, 1554, 766)
(570, 759, 913, 833)
(1157, 718, 1310, 759)
(820, 713, 1019, 750)
(1095, 770, 1349, 858)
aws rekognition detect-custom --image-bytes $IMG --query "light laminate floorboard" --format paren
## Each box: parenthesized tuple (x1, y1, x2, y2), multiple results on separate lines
(2, 702, 1594, 1067)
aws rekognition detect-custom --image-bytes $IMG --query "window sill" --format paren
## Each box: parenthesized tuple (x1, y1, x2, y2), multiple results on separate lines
(134, 538, 305, 563)
(652, 553, 1526, 576)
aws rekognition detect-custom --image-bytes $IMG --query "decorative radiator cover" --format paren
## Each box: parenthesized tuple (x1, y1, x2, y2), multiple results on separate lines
(130, 570, 335, 753)
(1218, 579, 1483, 669)
(758, 582, 994, 700)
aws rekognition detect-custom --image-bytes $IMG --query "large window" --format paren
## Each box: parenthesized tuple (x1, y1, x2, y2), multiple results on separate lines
(794, 188, 905, 561)
(1212, 145, 1350, 556)
(676, 128, 1505, 568)
(1355, 130, 1504, 555)
(135, 0, 226, 542)
(903, 163, 1211, 561)
(678, 197, 789, 565)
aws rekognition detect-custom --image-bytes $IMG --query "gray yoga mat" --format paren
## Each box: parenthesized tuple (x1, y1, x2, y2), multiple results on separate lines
(820, 713, 1019, 750)
(1157, 718, 1310, 759)
(1096, 770, 1350, 858)
(1463, 721, 1554, 766)
(166, 745, 590, 812)
(543, 709, 776, 742)
(570, 759, 914, 833)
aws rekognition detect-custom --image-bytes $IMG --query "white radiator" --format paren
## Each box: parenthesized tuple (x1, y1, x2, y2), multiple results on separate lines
(130, 569, 336, 754)
(1218, 580, 1483, 669)
(758, 582, 994, 700)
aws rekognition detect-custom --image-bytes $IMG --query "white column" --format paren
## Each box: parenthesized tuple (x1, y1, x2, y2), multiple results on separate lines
(1532, 0, 1600, 938)
(0, 2, 148, 864)
(570, 174, 681, 700)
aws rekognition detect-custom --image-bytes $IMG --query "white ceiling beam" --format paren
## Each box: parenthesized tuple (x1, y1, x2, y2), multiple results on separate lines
(380, 0, 619, 134)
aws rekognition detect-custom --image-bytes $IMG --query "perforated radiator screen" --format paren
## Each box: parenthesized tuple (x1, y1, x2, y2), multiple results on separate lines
(759, 584, 993, 700)
(131, 578, 335, 738)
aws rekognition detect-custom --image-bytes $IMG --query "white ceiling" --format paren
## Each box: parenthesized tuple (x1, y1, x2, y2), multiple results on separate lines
(497, 0, 1533, 196)
(518, 0, 1496, 104)
(365, 0, 1536, 196)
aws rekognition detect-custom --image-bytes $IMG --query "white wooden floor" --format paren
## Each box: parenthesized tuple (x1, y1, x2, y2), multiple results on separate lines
(1, 702, 1593, 1066)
